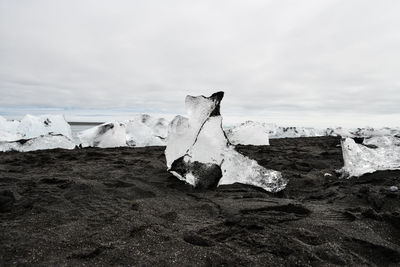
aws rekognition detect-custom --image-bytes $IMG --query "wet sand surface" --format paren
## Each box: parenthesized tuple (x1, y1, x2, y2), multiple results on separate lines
(1, 136, 399, 266)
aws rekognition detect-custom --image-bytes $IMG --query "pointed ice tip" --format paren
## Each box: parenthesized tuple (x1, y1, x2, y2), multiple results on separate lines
(210, 91, 224, 101)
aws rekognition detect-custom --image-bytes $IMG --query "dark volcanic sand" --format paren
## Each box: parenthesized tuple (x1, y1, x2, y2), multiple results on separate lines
(1, 136, 400, 266)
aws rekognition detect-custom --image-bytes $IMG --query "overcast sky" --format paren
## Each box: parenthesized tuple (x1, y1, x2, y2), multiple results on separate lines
(1, 0, 400, 127)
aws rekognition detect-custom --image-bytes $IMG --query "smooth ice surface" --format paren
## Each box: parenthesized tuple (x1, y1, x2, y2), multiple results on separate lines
(226, 121, 270, 145)
(165, 115, 192, 168)
(187, 116, 227, 165)
(165, 92, 287, 192)
(341, 137, 400, 177)
(78, 122, 127, 148)
(0, 134, 75, 152)
(0, 130, 20, 142)
(165, 94, 222, 168)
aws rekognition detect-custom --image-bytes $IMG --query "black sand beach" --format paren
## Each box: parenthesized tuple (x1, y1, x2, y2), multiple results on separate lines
(1, 136, 399, 266)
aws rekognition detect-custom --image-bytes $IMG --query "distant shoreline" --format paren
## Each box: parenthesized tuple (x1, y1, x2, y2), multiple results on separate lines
(68, 121, 103, 126)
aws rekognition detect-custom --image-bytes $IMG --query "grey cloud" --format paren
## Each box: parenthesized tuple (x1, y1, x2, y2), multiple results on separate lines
(0, 0, 400, 127)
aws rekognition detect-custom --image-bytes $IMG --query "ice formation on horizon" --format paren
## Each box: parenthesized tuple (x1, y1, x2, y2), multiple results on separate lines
(340, 136, 400, 177)
(0, 116, 20, 140)
(0, 114, 72, 141)
(0, 115, 75, 152)
(0, 134, 76, 152)
(165, 92, 287, 192)
(225, 121, 400, 142)
(226, 121, 270, 145)
(271, 126, 325, 138)
(125, 114, 168, 147)
(76, 114, 168, 148)
(225, 121, 326, 142)
(78, 122, 128, 148)
(352, 127, 400, 138)
(17, 114, 72, 139)
(325, 126, 400, 138)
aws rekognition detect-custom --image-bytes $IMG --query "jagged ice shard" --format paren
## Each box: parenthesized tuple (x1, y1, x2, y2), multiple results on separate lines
(165, 92, 287, 192)
(0, 134, 75, 152)
(0, 114, 75, 152)
(341, 136, 400, 177)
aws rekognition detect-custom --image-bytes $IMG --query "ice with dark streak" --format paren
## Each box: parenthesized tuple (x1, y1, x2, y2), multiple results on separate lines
(165, 92, 288, 192)
(0, 114, 72, 141)
(78, 122, 128, 148)
(0, 134, 75, 152)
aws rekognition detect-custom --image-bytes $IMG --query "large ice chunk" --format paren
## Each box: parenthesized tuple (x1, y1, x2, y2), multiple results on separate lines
(340, 136, 400, 177)
(0, 134, 76, 152)
(165, 92, 287, 192)
(0, 114, 73, 148)
(225, 121, 327, 142)
(325, 127, 355, 138)
(16, 114, 72, 139)
(78, 122, 127, 148)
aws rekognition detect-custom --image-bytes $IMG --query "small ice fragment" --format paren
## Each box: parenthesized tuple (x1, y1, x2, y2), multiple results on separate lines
(324, 173, 333, 177)
(389, 186, 398, 192)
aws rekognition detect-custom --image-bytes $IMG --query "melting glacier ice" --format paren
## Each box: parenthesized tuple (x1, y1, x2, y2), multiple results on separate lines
(78, 122, 128, 148)
(341, 136, 400, 177)
(0, 134, 76, 152)
(77, 115, 168, 148)
(0, 114, 72, 142)
(226, 121, 270, 145)
(165, 92, 287, 192)
(125, 114, 168, 147)
(17, 114, 72, 139)
(0, 115, 75, 151)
